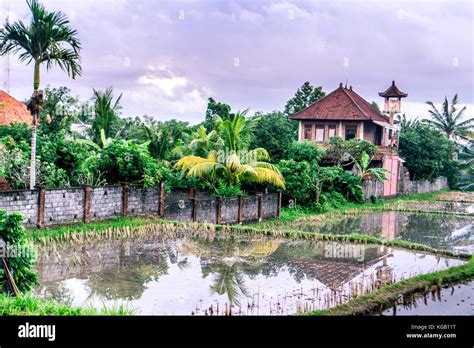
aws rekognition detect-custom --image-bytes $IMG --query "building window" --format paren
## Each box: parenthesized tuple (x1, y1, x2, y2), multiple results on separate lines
(328, 126, 336, 139)
(315, 126, 324, 142)
(304, 124, 312, 140)
(345, 126, 357, 140)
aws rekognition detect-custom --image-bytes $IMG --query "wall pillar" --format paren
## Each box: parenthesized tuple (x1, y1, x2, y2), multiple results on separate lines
(257, 193, 263, 222)
(277, 192, 282, 218)
(158, 182, 166, 217)
(215, 196, 222, 224)
(122, 183, 129, 216)
(190, 188, 197, 222)
(83, 185, 92, 223)
(237, 196, 243, 224)
(37, 187, 45, 228)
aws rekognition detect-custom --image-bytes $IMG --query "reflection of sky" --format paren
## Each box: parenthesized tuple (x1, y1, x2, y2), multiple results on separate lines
(35, 242, 465, 315)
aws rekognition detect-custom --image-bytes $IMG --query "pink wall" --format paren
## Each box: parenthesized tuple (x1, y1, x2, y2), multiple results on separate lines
(383, 153, 399, 196)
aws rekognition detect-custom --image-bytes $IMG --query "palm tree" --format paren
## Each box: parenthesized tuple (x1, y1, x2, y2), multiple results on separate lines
(210, 263, 249, 307)
(90, 87, 123, 147)
(215, 109, 259, 152)
(0, 0, 81, 189)
(143, 120, 189, 160)
(175, 148, 285, 190)
(397, 113, 419, 132)
(188, 125, 223, 158)
(424, 95, 474, 139)
(349, 151, 389, 183)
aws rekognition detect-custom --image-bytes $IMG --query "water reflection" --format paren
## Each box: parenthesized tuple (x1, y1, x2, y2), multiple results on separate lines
(284, 212, 473, 254)
(34, 231, 465, 315)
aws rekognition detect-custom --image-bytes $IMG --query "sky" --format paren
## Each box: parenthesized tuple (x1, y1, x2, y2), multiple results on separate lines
(1, 0, 473, 124)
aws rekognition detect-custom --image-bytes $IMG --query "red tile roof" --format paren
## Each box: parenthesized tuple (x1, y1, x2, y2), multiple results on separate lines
(0, 90, 32, 125)
(378, 80, 407, 98)
(289, 83, 390, 123)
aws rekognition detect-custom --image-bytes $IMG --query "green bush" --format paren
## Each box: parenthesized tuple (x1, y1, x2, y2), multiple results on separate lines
(0, 210, 38, 293)
(286, 141, 322, 163)
(214, 180, 245, 197)
(325, 137, 378, 163)
(277, 159, 316, 205)
(96, 140, 162, 186)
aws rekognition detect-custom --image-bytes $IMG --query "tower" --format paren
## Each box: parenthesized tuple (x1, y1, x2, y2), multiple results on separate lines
(378, 80, 407, 116)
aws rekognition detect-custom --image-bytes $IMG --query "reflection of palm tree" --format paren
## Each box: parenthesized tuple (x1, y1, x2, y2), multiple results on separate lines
(210, 263, 249, 307)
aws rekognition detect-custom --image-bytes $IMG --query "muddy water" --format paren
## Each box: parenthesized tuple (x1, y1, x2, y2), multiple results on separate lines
(380, 280, 473, 315)
(34, 231, 465, 315)
(283, 212, 473, 254)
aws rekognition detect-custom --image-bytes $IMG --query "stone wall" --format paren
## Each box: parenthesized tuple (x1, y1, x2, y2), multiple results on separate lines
(0, 183, 281, 227)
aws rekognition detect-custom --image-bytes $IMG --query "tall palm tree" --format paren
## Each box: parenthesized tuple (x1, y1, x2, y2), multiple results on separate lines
(175, 148, 285, 190)
(90, 87, 123, 146)
(0, 0, 81, 188)
(424, 95, 474, 139)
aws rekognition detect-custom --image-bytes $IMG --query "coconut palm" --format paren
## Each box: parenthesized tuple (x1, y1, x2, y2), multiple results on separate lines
(0, 0, 81, 188)
(143, 120, 189, 160)
(188, 125, 223, 158)
(215, 109, 259, 152)
(397, 113, 419, 132)
(210, 263, 249, 307)
(424, 95, 474, 139)
(175, 148, 285, 190)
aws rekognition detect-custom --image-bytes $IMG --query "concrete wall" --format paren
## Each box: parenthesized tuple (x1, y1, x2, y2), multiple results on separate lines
(0, 183, 281, 227)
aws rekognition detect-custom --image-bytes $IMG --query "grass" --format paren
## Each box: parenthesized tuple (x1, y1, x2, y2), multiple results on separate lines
(29, 216, 155, 242)
(0, 293, 135, 315)
(304, 257, 474, 316)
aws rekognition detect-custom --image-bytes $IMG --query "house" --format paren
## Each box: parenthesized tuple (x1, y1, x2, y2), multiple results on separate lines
(0, 90, 32, 125)
(289, 81, 408, 197)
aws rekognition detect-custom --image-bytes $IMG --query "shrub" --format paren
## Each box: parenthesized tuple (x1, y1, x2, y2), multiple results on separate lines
(0, 210, 38, 293)
(214, 180, 245, 197)
(286, 141, 322, 163)
(96, 140, 162, 186)
(325, 137, 378, 164)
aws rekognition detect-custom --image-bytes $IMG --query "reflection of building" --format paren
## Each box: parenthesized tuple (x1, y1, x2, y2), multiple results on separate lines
(286, 243, 391, 288)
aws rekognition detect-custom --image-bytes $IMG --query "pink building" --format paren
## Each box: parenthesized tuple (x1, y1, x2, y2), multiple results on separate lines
(289, 81, 407, 197)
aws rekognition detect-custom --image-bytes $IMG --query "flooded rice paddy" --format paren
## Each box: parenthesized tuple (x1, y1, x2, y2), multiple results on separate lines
(380, 280, 473, 315)
(34, 228, 465, 315)
(280, 211, 473, 254)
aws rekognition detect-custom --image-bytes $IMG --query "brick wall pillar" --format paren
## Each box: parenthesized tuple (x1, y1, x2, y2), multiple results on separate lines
(215, 196, 222, 224)
(237, 196, 243, 224)
(122, 183, 129, 216)
(83, 185, 92, 223)
(257, 193, 263, 222)
(37, 187, 45, 228)
(190, 188, 197, 222)
(277, 192, 282, 218)
(159, 182, 166, 217)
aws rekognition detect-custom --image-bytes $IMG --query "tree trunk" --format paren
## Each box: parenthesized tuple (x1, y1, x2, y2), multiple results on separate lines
(29, 61, 40, 189)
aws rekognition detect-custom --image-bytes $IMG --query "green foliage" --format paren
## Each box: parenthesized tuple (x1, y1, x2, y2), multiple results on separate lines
(214, 180, 245, 197)
(285, 81, 325, 115)
(249, 111, 297, 162)
(38, 86, 80, 135)
(203, 97, 234, 131)
(95, 140, 162, 186)
(458, 143, 474, 191)
(0, 210, 38, 293)
(399, 124, 459, 186)
(325, 137, 379, 163)
(160, 166, 210, 191)
(90, 87, 123, 147)
(286, 141, 322, 163)
(143, 119, 190, 160)
(424, 94, 473, 138)
(215, 109, 258, 152)
(349, 151, 389, 183)
(277, 160, 315, 205)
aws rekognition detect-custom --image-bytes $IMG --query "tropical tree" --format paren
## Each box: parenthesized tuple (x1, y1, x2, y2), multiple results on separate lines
(143, 119, 189, 160)
(397, 113, 419, 132)
(187, 125, 223, 158)
(285, 81, 325, 115)
(203, 97, 234, 131)
(349, 151, 389, 183)
(90, 87, 123, 147)
(423, 95, 474, 139)
(0, 0, 81, 188)
(175, 149, 285, 190)
(215, 109, 259, 152)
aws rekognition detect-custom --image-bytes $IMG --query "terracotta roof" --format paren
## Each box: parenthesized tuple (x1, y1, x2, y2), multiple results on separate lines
(0, 90, 32, 125)
(378, 80, 407, 98)
(289, 83, 390, 123)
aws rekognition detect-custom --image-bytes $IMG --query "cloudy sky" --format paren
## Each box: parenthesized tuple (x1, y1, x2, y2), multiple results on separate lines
(1, 0, 473, 123)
